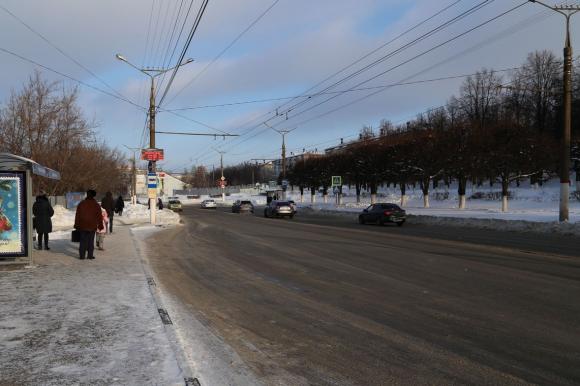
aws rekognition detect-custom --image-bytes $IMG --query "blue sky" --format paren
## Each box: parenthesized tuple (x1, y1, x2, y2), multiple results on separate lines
(0, 0, 577, 173)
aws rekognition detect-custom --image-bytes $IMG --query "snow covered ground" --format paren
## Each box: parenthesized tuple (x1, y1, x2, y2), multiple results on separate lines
(0, 225, 185, 385)
(50, 203, 180, 237)
(169, 180, 580, 236)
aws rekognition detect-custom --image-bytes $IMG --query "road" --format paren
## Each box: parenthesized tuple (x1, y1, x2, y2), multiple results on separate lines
(145, 206, 580, 385)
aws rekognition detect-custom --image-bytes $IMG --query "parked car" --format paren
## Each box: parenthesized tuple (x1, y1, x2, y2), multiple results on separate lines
(200, 199, 217, 209)
(288, 200, 297, 214)
(358, 203, 406, 226)
(232, 200, 254, 213)
(264, 201, 294, 218)
(167, 199, 183, 212)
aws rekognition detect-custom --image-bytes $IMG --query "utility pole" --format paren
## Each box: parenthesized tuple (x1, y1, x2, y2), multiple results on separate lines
(213, 149, 227, 202)
(264, 123, 295, 199)
(116, 54, 193, 224)
(123, 145, 140, 205)
(527, 1, 579, 222)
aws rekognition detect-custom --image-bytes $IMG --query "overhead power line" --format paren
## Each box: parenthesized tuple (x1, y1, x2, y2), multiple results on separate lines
(191, 0, 471, 161)
(0, 46, 146, 111)
(167, 0, 281, 105)
(157, 0, 209, 108)
(0, 4, 128, 101)
(166, 66, 523, 111)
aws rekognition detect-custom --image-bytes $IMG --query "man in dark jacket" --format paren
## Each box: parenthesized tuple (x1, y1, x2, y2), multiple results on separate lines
(74, 190, 103, 260)
(32, 194, 54, 250)
(101, 191, 115, 233)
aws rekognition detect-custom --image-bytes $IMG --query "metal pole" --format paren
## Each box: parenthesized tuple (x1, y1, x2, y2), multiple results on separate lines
(220, 152, 225, 202)
(527, 1, 579, 222)
(149, 76, 157, 224)
(131, 154, 137, 204)
(561, 17, 572, 221)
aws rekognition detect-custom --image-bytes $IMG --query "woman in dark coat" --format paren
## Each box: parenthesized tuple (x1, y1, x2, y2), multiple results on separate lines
(33, 195, 54, 250)
(115, 195, 125, 216)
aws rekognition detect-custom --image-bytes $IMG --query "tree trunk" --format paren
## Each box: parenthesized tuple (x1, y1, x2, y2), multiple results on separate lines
(420, 177, 430, 208)
(370, 183, 377, 204)
(323, 187, 328, 203)
(300, 186, 304, 203)
(458, 176, 467, 209)
(400, 182, 407, 207)
(310, 186, 316, 203)
(501, 177, 509, 212)
(356, 183, 361, 203)
(576, 166, 580, 192)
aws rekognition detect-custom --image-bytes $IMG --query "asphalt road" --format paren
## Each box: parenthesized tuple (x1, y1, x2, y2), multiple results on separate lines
(146, 206, 580, 385)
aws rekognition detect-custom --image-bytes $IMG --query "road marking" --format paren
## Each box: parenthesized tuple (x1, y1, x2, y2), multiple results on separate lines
(157, 308, 173, 325)
(184, 377, 201, 386)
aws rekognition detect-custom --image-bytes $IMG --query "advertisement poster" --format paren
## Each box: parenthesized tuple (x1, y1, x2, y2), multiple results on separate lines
(65, 192, 85, 209)
(0, 172, 27, 257)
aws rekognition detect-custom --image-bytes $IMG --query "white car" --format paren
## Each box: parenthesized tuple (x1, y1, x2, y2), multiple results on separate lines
(200, 199, 217, 209)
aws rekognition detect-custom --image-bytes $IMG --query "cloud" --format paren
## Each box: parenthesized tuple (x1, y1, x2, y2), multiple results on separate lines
(0, 0, 576, 170)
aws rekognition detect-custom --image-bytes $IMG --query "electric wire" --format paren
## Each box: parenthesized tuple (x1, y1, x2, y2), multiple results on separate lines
(167, 0, 281, 105)
(0, 4, 128, 101)
(157, 0, 209, 108)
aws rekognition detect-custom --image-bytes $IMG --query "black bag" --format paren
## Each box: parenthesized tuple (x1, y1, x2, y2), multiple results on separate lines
(71, 230, 80, 243)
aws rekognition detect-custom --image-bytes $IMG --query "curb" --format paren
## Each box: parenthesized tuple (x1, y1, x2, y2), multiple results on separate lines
(130, 225, 202, 386)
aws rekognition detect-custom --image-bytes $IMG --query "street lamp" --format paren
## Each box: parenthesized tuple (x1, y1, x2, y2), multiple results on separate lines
(116, 54, 193, 224)
(527, 0, 580, 222)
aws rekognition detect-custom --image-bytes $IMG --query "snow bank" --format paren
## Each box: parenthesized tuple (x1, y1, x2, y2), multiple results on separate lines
(116, 203, 180, 226)
(51, 205, 75, 231)
(49, 203, 181, 233)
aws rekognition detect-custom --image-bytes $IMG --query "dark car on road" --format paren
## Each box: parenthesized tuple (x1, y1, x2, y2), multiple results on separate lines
(232, 200, 254, 214)
(358, 203, 406, 226)
(264, 201, 294, 219)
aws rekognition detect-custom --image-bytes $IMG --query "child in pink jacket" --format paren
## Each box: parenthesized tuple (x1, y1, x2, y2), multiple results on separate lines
(96, 207, 109, 250)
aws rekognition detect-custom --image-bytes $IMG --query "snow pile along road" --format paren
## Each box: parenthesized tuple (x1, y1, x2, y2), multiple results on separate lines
(116, 203, 181, 226)
(51, 205, 75, 231)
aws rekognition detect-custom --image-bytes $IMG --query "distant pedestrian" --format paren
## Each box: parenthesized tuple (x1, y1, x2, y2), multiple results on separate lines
(101, 191, 115, 233)
(74, 190, 103, 260)
(115, 195, 125, 216)
(157, 197, 164, 210)
(32, 194, 54, 250)
(96, 207, 109, 251)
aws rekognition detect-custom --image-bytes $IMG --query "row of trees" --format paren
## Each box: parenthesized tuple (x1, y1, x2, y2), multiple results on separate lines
(287, 51, 580, 211)
(0, 72, 127, 195)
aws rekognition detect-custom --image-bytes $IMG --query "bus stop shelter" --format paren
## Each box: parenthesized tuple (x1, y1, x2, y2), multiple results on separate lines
(0, 153, 60, 267)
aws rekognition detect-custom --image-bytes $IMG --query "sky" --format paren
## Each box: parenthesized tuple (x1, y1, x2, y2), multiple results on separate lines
(0, 0, 578, 173)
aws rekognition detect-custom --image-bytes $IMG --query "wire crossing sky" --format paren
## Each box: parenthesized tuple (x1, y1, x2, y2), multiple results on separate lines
(0, 0, 576, 172)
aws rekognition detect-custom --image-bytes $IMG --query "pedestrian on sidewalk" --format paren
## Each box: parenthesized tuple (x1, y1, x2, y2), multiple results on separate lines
(115, 195, 125, 216)
(96, 207, 109, 251)
(157, 197, 164, 210)
(74, 189, 103, 260)
(101, 191, 115, 233)
(32, 193, 54, 250)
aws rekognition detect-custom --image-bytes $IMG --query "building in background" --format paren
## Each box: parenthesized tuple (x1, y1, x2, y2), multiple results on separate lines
(135, 170, 189, 199)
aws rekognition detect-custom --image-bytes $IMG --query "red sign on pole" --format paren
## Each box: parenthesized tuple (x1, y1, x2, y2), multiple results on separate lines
(141, 148, 164, 161)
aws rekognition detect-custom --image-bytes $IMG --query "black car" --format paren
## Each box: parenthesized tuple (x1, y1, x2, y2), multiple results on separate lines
(358, 203, 406, 226)
(232, 200, 254, 213)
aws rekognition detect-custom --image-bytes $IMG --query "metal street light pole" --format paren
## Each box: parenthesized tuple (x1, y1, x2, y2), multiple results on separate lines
(527, 1, 579, 222)
(116, 54, 193, 224)
(213, 148, 226, 202)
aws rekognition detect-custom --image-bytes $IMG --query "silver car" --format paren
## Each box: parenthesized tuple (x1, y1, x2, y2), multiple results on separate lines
(264, 201, 294, 218)
(200, 199, 217, 209)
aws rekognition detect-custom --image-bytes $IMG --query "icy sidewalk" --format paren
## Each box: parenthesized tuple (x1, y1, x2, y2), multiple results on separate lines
(0, 225, 184, 385)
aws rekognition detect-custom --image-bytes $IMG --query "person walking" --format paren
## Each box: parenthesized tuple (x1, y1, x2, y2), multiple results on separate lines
(157, 197, 164, 210)
(96, 207, 109, 251)
(115, 195, 125, 216)
(74, 190, 103, 260)
(32, 193, 54, 250)
(101, 191, 115, 233)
